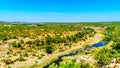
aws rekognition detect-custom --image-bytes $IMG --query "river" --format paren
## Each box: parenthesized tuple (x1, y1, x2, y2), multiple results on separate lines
(44, 33, 110, 68)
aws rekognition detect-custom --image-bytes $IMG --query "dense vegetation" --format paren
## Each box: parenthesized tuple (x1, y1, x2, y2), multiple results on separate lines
(95, 23, 120, 67)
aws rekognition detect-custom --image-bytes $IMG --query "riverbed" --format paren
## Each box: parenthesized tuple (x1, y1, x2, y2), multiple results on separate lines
(44, 38, 109, 68)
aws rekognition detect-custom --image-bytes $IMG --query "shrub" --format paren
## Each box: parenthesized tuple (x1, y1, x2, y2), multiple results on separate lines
(35, 39, 41, 46)
(15, 56, 26, 62)
(1, 59, 14, 65)
(26, 40, 34, 44)
(46, 45, 53, 53)
(22, 52, 28, 57)
(48, 63, 58, 68)
(20, 40, 24, 44)
(2, 37, 8, 42)
(58, 59, 79, 68)
(11, 41, 21, 48)
(112, 42, 120, 50)
(37, 55, 43, 59)
(80, 63, 91, 68)
(95, 48, 114, 66)
(7, 49, 13, 55)
(11, 41, 17, 47)
(17, 42, 22, 47)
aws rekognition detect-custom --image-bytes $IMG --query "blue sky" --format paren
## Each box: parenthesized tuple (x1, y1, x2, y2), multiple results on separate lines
(0, 0, 120, 22)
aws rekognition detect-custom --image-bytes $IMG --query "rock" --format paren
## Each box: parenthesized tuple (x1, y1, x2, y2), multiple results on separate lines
(110, 57, 120, 64)
(105, 57, 120, 68)
(116, 58, 120, 63)
(76, 55, 96, 64)
(111, 59, 117, 63)
(105, 64, 120, 68)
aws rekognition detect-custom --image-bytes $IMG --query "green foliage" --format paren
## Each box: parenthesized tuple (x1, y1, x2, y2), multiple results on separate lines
(49, 63, 58, 68)
(112, 42, 120, 50)
(11, 41, 22, 48)
(26, 40, 34, 44)
(95, 48, 112, 66)
(20, 40, 24, 44)
(79, 63, 91, 68)
(7, 49, 13, 55)
(106, 26, 115, 32)
(15, 56, 26, 62)
(22, 52, 28, 57)
(37, 55, 43, 59)
(2, 37, 8, 42)
(46, 45, 53, 53)
(0, 34, 8, 42)
(95, 47, 120, 67)
(49, 58, 80, 68)
(48, 58, 92, 68)
(35, 39, 41, 46)
(91, 23, 120, 67)
(45, 28, 94, 45)
(1, 59, 14, 65)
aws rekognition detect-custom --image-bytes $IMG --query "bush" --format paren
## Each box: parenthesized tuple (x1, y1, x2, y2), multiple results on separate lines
(2, 37, 8, 42)
(22, 52, 28, 57)
(37, 55, 43, 59)
(35, 39, 43, 46)
(95, 48, 115, 66)
(7, 49, 13, 55)
(26, 40, 34, 44)
(80, 63, 91, 68)
(1, 59, 14, 65)
(17, 43, 22, 47)
(11, 41, 21, 48)
(112, 42, 120, 50)
(15, 56, 26, 62)
(57, 59, 80, 68)
(11, 41, 17, 47)
(20, 40, 24, 44)
(46, 45, 53, 53)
